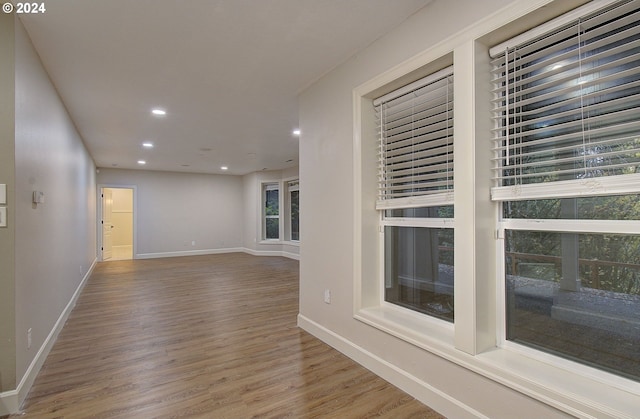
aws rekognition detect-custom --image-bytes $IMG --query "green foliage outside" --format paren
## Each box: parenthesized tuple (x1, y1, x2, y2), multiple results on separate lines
(504, 195, 640, 295)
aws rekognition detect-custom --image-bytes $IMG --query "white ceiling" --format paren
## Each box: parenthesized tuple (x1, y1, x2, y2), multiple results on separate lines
(18, 0, 432, 175)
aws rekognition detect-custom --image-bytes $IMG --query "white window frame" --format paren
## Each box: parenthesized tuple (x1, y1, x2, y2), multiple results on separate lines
(262, 182, 280, 241)
(373, 65, 456, 321)
(287, 179, 300, 242)
(490, 0, 640, 380)
(352, 0, 640, 416)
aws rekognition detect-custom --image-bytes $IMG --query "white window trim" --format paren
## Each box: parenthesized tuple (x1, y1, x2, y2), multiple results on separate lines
(287, 178, 300, 242)
(261, 182, 281, 242)
(259, 177, 301, 245)
(352, 0, 640, 416)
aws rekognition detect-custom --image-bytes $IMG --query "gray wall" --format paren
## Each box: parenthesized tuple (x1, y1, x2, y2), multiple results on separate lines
(0, 13, 16, 393)
(13, 16, 97, 387)
(97, 168, 244, 257)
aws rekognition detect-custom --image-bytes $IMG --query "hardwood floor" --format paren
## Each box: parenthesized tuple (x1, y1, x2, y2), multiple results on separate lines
(12, 253, 444, 419)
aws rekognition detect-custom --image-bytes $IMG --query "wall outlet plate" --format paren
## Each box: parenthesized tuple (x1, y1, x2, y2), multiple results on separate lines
(0, 207, 6, 227)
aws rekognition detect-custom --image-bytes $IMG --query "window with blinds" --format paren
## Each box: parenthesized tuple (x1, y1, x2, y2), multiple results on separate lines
(374, 67, 454, 209)
(490, 0, 640, 201)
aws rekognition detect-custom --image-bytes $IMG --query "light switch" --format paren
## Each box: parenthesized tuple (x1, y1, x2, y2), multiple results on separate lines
(33, 191, 44, 204)
(0, 184, 5, 204)
(0, 207, 6, 227)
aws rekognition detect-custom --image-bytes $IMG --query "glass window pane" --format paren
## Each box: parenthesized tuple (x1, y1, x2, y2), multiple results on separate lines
(290, 190, 299, 241)
(505, 229, 640, 381)
(385, 205, 454, 218)
(265, 218, 279, 240)
(503, 195, 640, 220)
(265, 189, 279, 216)
(384, 226, 454, 322)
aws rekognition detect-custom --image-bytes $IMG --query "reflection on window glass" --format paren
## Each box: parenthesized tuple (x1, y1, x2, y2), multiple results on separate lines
(384, 226, 454, 322)
(385, 206, 453, 218)
(505, 230, 640, 381)
(504, 195, 640, 220)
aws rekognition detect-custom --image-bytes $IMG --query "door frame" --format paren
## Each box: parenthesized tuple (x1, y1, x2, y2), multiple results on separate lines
(97, 184, 137, 261)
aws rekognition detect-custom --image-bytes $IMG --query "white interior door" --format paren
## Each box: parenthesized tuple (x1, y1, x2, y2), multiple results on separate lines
(102, 188, 113, 260)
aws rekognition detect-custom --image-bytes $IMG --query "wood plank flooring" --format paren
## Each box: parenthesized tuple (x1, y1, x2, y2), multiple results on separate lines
(11, 253, 445, 419)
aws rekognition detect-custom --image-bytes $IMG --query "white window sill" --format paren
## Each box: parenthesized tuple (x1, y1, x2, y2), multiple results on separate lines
(355, 305, 454, 354)
(355, 305, 640, 418)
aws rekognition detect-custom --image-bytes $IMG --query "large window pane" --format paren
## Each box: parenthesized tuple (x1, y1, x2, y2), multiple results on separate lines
(504, 195, 640, 220)
(290, 190, 299, 241)
(265, 217, 279, 240)
(264, 185, 279, 240)
(384, 226, 454, 322)
(265, 188, 279, 216)
(505, 229, 640, 381)
(385, 205, 453, 218)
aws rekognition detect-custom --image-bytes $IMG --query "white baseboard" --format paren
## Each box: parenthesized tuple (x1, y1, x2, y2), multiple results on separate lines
(0, 388, 18, 416)
(136, 247, 245, 259)
(297, 314, 486, 419)
(136, 247, 299, 260)
(0, 258, 98, 416)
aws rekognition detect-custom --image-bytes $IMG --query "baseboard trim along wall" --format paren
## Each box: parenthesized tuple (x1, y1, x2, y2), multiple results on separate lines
(136, 247, 246, 259)
(0, 389, 18, 416)
(0, 258, 98, 416)
(297, 314, 487, 419)
(137, 247, 300, 261)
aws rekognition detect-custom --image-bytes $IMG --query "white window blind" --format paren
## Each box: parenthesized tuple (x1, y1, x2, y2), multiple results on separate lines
(374, 67, 454, 210)
(490, 0, 640, 201)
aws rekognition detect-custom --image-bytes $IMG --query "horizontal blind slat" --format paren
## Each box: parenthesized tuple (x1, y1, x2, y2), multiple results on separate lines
(376, 70, 454, 203)
(491, 0, 640, 193)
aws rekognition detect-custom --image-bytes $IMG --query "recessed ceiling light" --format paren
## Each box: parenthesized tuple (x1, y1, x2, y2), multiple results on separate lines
(220, 166, 228, 171)
(151, 109, 166, 116)
(142, 142, 154, 148)
(137, 160, 146, 165)
(293, 129, 301, 136)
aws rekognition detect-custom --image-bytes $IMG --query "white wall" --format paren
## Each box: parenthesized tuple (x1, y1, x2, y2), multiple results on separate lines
(13, 14, 97, 401)
(297, 0, 586, 418)
(97, 168, 244, 258)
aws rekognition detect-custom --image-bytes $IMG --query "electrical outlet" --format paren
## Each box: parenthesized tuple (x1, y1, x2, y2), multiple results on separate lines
(27, 328, 32, 349)
(191, 240, 196, 246)
(324, 289, 331, 304)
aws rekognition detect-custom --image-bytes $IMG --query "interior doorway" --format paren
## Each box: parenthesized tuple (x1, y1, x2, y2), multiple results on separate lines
(101, 187, 134, 261)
